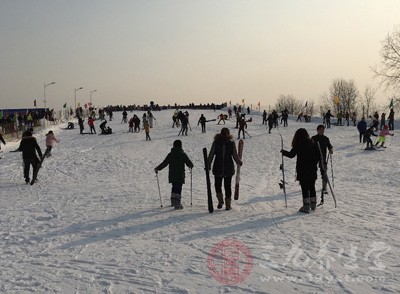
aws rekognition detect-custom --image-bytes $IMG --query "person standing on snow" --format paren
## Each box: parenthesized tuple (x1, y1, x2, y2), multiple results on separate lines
(11, 130, 43, 184)
(45, 130, 60, 157)
(154, 140, 193, 210)
(311, 125, 333, 196)
(281, 128, 320, 213)
(207, 128, 242, 210)
(88, 116, 96, 134)
(357, 117, 367, 143)
(198, 114, 207, 133)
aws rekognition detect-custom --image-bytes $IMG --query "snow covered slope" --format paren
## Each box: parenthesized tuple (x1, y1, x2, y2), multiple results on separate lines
(1, 109, 399, 293)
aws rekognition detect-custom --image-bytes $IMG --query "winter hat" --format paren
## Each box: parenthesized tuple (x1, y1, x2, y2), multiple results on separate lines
(173, 140, 182, 148)
(317, 125, 325, 130)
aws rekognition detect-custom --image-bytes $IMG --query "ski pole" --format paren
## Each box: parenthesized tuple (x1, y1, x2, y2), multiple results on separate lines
(155, 172, 163, 207)
(190, 168, 193, 206)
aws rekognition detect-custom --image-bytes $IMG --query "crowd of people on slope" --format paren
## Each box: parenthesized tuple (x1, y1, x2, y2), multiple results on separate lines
(4, 104, 397, 214)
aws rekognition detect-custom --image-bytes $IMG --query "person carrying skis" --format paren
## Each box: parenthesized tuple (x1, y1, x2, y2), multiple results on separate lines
(375, 125, 394, 148)
(357, 117, 367, 143)
(45, 130, 60, 157)
(207, 128, 242, 210)
(11, 130, 43, 184)
(311, 125, 333, 196)
(364, 126, 378, 150)
(281, 128, 319, 213)
(154, 140, 193, 210)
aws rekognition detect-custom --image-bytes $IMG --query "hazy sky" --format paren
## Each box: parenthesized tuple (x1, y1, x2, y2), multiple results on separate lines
(1, 0, 399, 110)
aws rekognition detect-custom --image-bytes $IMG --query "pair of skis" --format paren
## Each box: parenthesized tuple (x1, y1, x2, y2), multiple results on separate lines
(203, 139, 244, 213)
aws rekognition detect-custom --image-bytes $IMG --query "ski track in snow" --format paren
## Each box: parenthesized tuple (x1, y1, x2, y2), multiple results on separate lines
(1, 109, 399, 293)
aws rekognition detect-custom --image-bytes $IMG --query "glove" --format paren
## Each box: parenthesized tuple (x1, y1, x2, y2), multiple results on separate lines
(154, 168, 158, 174)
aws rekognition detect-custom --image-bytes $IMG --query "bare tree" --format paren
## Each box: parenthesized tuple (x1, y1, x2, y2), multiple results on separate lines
(274, 94, 303, 114)
(372, 25, 400, 91)
(360, 85, 378, 118)
(324, 79, 358, 115)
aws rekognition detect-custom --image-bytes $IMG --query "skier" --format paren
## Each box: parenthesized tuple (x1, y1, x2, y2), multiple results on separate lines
(88, 116, 96, 134)
(45, 130, 60, 157)
(198, 114, 207, 133)
(11, 130, 43, 184)
(207, 128, 242, 210)
(357, 117, 367, 143)
(375, 125, 394, 148)
(237, 117, 247, 139)
(281, 128, 320, 213)
(154, 140, 193, 210)
(364, 126, 378, 150)
(311, 125, 333, 195)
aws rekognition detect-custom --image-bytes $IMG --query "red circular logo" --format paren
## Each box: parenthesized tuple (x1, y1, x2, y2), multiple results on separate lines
(207, 238, 253, 285)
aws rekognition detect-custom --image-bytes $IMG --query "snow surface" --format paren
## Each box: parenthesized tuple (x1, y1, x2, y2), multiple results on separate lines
(1, 109, 399, 294)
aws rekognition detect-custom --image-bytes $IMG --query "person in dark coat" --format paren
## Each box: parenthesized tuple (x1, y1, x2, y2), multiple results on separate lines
(324, 110, 334, 128)
(311, 125, 333, 196)
(357, 117, 367, 143)
(11, 130, 43, 184)
(207, 128, 242, 210)
(78, 116, 84, 134)
(281, 128, 320, 213)
(237, 117, 247, 139)
(267, 113, 274, 134)
(155, 140, 193, 209)
(364, 126, 378, 150)
(198, 114, 207, 133)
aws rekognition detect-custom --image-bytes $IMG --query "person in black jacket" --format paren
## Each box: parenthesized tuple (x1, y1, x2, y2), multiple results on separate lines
(357, 117, 367, 143)
(281, 128, 320, 213)
(12, 130, 43, 184)
(311, 125, 333, 196)
(207, 128, 242, 210)
(198, 114, 207, 133)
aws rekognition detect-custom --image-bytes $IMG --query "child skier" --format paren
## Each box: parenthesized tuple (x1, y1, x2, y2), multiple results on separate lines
(45, 130, 60, 157)
(154, 140, 193, 210)
(375, 125, 394, 148)
(364, 126, 378, 150)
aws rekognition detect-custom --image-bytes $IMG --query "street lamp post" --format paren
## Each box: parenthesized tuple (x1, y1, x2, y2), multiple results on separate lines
(74, 87, 83, 112)
(90, 89, 97, 105)
(43, 82, 56, 112)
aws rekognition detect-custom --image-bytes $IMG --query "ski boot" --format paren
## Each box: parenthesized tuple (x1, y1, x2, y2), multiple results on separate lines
(225, 197, 232, 211)
(310, 197, 317, 211)
(170, 193, 177, 207)
(216, 192, 224, 209)
(175, 194, 183, 210)
(299, 199, 310, 213)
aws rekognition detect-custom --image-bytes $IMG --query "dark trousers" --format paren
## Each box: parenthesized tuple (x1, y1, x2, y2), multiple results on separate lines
(299, 180, 316, 203)
(45, 146, 53, 156)
(214, 176, 232, 199)
(171, 183, 183, 196)
(201, 123, 206, 133)
(359, 132, 365, 143)
(23, 157, 40, 182)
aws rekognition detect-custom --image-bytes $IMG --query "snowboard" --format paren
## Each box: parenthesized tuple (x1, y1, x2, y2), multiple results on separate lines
(203, 147, 213, 213)
(30, 149, 49, 185)
(234, 139, 244, 200)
